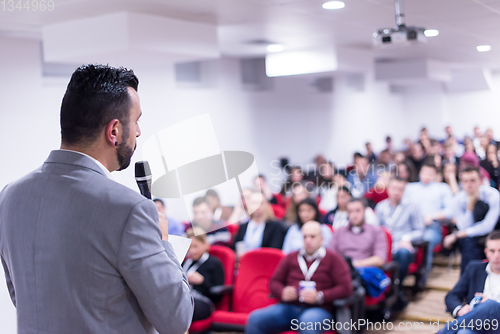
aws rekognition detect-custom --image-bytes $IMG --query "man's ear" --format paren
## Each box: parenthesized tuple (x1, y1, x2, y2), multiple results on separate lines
(105, 119, 120, 146)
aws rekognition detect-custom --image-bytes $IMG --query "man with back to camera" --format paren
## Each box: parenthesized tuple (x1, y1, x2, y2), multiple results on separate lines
(0, 65, 193, 334)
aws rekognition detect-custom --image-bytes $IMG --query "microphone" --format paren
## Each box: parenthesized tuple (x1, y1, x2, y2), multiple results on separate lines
(135, 161, 152, 199)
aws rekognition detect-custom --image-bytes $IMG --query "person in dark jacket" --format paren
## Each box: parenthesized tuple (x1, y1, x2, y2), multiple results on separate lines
(233, 191, 288, 256)
(444, 231, 500, 318)
(183, 227, 225, 322)
(438, 231, 500, 334)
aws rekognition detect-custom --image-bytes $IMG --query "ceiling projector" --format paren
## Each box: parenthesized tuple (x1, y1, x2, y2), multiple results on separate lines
(373, 0, 427, 47)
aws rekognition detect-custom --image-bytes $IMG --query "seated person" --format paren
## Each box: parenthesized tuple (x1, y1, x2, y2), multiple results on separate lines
(444, 166, 500, 274)
(347, 155, 379, 197)
(191, 197, 232, 247)
(182, 228, 225, 322)
(246, 221, 353, 334)
(375, 177, 425, 288)
(403, 162, 454, 272)
(328, 198, 387, 269)
(233, 191, 288, 255)
(323, 186, 379, 228)
(153, 198, 184, 236)
(282, 197, 332, 254)
(205, 189, 233, 222)
(284, 183, 313, 225)
(439, 231, 500, 334)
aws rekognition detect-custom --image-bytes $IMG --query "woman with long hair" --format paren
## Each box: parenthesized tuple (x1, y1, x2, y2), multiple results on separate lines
(281, 197, 332, 254)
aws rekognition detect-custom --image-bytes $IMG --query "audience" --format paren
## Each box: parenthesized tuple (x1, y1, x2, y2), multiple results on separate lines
(246, 221, 353, 334)
(233, 191, 287, 255)
(183, 227, 225, 322)
(176, 125, 500, 330)
(375, 177, 425, 289)
(440, 231, 500, 334)
(444, 166, 500, 274)
(191, 197, 232, 247)
(403, 163, 454, 273)
(282, 198, 332, 254)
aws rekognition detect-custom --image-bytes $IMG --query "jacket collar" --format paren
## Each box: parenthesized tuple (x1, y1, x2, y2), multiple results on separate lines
(44, 150, 108, 178)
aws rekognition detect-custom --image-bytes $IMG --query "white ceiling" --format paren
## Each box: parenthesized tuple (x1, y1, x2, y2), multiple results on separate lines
(1, 0, 500, 69)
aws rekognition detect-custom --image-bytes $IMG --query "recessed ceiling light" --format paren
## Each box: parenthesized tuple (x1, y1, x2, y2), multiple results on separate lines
(476, 45, 491, 52)
(424, 29, 439, 37)
(267, 44, 284, 53)
(322, 1, 345, 9)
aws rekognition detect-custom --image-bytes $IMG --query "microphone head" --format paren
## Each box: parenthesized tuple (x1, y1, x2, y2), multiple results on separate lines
(135, 161, 151, 180)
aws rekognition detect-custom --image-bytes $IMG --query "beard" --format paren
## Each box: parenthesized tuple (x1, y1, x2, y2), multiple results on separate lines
(116, 125, 135, 171)
(117, 143, 135, 171)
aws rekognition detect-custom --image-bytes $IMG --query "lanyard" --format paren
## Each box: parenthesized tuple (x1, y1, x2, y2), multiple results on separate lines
(297, 253, 322, 281)
(183, 252, 209, 275)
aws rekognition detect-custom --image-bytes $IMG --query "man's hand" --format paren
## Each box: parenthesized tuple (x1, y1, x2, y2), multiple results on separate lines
(187, 272, 204, 285)
(399, 240, 415, 253)
(467, 193, 479, 212)
(457, 304, 472, 317)
(158, 212, 169, 242)
(299, 289, 318, 304)
(476, 292, 489, 303)
(443, 234, 457, 249)
(423, 215, 434, 226)
(282, 286, 298, 302)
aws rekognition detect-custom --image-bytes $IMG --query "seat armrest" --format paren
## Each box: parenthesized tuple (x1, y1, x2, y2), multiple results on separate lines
(210, 284, 234, 295)
(333, 286, 365, 307)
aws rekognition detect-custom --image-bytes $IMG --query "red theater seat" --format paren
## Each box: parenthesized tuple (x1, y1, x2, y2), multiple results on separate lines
(188, 245, 236, 333)
(211, 248, 285, 332)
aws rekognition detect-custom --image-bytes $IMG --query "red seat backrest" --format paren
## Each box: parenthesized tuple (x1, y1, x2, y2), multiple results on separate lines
(271, 204, 286, 220)
(232, 248, 285, 313)
(226, 223, 240, 238)
(208, 245, 236, 311)
(380, 227, 393, 263)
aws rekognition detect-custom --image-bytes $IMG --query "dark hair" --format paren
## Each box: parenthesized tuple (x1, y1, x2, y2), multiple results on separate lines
(205, 189, 220, 200)
(461, 166, 481, 176)
(421, 161, 437, 171)
(60, 64, 139, 145)
(486, 230, 500, 244)
(337, 186, 352, 196)
(153, 198, 165, 206)
(296, 197, 322, 227)
(347, 197, 367, 208)
(390, 176, 407, 184)
(353, 152, 363, 159)
(192, 197, 209, 208)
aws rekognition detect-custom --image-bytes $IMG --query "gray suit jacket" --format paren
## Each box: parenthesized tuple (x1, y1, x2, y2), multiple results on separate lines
(0, 150, 194, 334)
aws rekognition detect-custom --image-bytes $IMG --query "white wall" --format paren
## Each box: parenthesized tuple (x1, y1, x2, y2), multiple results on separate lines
(2, 35, 500, 332)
